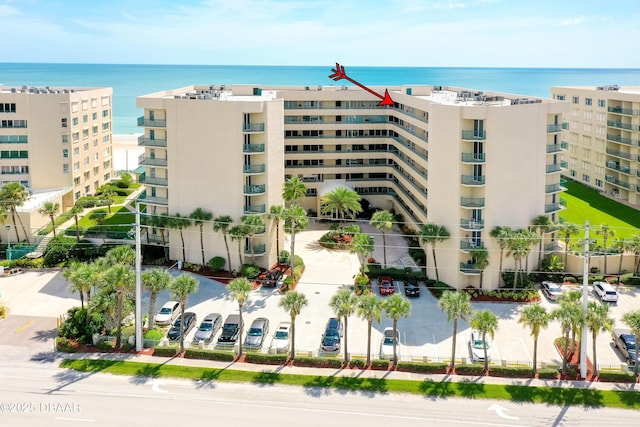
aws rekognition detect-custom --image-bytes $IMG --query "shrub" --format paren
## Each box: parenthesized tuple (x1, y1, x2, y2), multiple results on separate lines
(144, 328, 164, 342)
(370, 359, 390, 370)
(56, 336, 79, 353)
(396, 361, 448, 374)
(490, 366, 533, 377)
(240, 263, 261, 279)
(564, 275, 578, 283)
(58, 307, 104, 344)
(184, 349, 236, 362)
(455, 364, 485, 376)
(293, 255, 305, 267)
(120, 343, 133, 353)
(244, 353, 288, 365)
(350, 358, 365, 369)
(598, 371, 637, 383)
(537, 368, 560, 379)
(294, 356, 344, 369)
(207, 256, 226, 271)
(278, 250, 290, 264)
(0, 305, 6, 319)
(43, 239, 74, 267)
(95, 340, 115, 352)
(609, 277, 618, 284)
(153, 346, 180, 357)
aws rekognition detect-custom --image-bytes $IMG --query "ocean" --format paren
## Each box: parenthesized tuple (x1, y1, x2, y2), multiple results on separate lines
(1, 63, 639, 134)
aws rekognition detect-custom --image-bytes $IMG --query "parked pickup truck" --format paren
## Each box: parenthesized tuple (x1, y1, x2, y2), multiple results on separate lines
(612, 329, 640, 366)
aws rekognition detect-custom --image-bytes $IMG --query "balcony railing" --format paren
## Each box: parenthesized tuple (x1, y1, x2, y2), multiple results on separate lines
(138, 136, 167, 147)
(244, 244, 266, 256)
(546, 143, 567, 153)
(605, 175, 632, 189)
(608, 106, 640, 116)
(460, 197, 485, 208)
(244, 204, 266, 214)
(0, 135, 28, 143)
(460, 219, 484, 230)
(545, 183, 565, 194)
(243, 164, 266, 174)
(607, 134, 636, 145)
(144, 196, 169, 205)
(606, 148, 633, 160)
(606, 161, 634, 175)
(461, 175, 485, 186)
(461, 130, 486, 140)
(460, 241, 484, 251)
(546, 123, 566, 133)
(461, 152, 486, 163)
(546, 162, 567, 173)
(244, 184, 266, 195)
(138, 155, 168, 167)
(243, 123, 265, 132)
(243, 143, 265, 153)
(544, 200, 566, 213)
(459, 262, 481, 274)
(137, 116, 166, 127)
(140, 176, 168, 186)
(607, 120, 634, 131)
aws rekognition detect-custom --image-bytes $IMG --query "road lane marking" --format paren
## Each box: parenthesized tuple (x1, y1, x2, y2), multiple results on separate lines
(15, 320, 33, 333)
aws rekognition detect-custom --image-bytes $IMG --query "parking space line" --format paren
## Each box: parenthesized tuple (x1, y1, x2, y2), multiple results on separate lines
(14, 320, 33, 334)
(519, 337, 531, 363)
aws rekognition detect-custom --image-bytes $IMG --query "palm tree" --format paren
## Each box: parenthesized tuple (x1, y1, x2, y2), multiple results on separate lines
(420, 223, 450, 283)
(213, 215, 234, 272)
(64, 260, 93, 309)
(351, 233, 374, 276)
(241, 214, 265, 264)
(90, 209, 108, 242)
(470, 310, 499, 373)
(614, 237, 633, 275)
(148, 213, 171, 261)
(142, 268, 172, 331)
(586, 301, 614, 377)
(622, 310, 640, 375)
(469, 247, 489, 289)
(596, 224, 615, 274)
(531, 215, 554, 272)
(229, 224, 247, 269)
(106, 244, 135, 267)
(99, 190, 117, 213)
(169, 213, 191, 262)
(558, 290, 583, 345)
(507, 229, 535, 289)
(382, 294, 411, 366)
(0, 182, 30, 243)
(438, 290, 472, 371)
(103, 264, 135, 349)
(69, 204, 83, 243)
(283, 204, 309, 275)
(38, 202, 60, 238)
(329, 289, 358, 364)
(228, 277, 253, 358)
(490, 226, 512, 286)
(552, 299, 583, 376)
(279, 290, 308, 360)
(356, 292, 383, 366)
(556, 222, 580, 268)
(282, 176, 307, 205)
(370, 210, 394, 267)
(518, 304, 550, 375)
(320, 186, 362, 225)
(170, 273, 200, 353)
(632, 233, 640, 275)
(268, 205, 286, 263)
(0, 207, 7, 243)
(190, 207, 212, 267)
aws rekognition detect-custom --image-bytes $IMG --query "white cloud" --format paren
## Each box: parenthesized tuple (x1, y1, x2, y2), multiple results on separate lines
(0, 4, 20, 17)
(559, 16, 585, 26)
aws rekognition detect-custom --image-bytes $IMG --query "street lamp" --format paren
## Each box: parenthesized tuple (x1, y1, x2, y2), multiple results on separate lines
(5, 224, 11, 260)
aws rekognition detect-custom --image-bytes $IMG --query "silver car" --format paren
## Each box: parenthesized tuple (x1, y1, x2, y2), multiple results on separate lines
(244, 317, 269, 349)
(272, 322, 291, 354)
(469, 330, 491, 362)
(192, 313, 222, 344)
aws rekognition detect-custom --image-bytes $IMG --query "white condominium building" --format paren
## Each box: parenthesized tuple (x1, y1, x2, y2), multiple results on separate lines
(0, 85, 113, 241)
(550, 85, 640, 208)
(137, 84, 567, 289)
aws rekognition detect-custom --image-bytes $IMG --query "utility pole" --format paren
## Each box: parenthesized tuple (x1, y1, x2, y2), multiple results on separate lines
(580, 220, 589, 379)
(135, 203, 143, 352)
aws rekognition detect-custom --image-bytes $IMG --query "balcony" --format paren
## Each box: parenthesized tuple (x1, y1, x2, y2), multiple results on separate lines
(608, 106, 640, 116)
(138, 155, 168, 167)
(547, 123, 566, 133)
(460, 197, 485, 208)
(606, 161, 634, 175)
(546, 162, 567, 173)
(545, 183, 566, 194)
(461, 152, 486, 163)
(244, 244, 266, 256)
(0, 135, 28, 144)
(244, 204, 266, 214)
(137, 116, 166, 127)
(460, 219, 484, 230)
(607, 120, 635, 131)
(144, 196, 169, 206)
(459, 262, 481, 275)
(243, 164, 265, 174)
(140, 176, 168, 186)
(461, 130, 486, 140)
(243, 123, 265, 133)
(461, 175, 485, 186)
(243, 143, 265, 154)
(605, 175, 632, 190)
(138, 136, 167, 147)
(460, 241, 484, 251)
(606, 148, 633, 160)
(244, 184, 266, 195)
(544, 200, 566, 214)
(607, 134, 637, 145)
(546, 143, 567, 153)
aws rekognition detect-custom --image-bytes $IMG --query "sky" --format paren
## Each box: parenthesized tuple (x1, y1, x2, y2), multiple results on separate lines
(1, 0, 639, 68)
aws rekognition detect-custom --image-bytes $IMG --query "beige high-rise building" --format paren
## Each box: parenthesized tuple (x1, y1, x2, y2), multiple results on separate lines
(550, 85, 640, 208)
(0, 85, 113, 241)
(137, 84, 567, 288)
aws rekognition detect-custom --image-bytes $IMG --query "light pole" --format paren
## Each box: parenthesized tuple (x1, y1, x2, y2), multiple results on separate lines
(5, 224, 11, 260)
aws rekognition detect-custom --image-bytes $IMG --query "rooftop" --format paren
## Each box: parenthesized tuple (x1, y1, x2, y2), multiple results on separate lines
(0, 85, 105, 94)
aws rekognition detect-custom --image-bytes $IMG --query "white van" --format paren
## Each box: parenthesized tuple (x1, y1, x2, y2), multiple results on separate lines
(593, 281, 618, 303)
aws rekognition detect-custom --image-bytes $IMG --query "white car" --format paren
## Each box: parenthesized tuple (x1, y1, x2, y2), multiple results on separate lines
(379, 327, 399, 360)
(541, 281, 564, 301)
(155, 300, 182, 326)
(469, 330, 491, 362)
(272, 322, 291, 353)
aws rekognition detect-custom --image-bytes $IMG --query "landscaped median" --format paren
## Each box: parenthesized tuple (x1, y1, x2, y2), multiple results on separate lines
(59, 358, 640, 410)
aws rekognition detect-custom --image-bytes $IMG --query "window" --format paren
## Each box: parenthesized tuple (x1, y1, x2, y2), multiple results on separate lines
(82, 100, 88, 111)
(82, 129, 89, 139)
(596, 112, 605, 122)
(0, 103, 16, 113)
(101, 97, 109, 106)
(1, 165, 29, 174)
(91, 98, 97, 108)
(104, 172, 110, 181)
(84, 157, 89, 166)
(556, 95, 565, 101)
(85, 185, 90, 194)
(73, 162, 80, 171)
(72, 117, 78, 126)
(595, 178, 603, 187)
(103, 148, 110, 156)
(84, 171, 90, 181)
(584, 111, 592, 120)
(74, 191, 80, 200)
(92, 126, 98, 135)
(93, 139, 98, 147)
(595, 165, 604, 175)
(63, 164, 70, 174)
(62, 134, 69, 143)
(583, 123, 592, 132)
(83, 143, 89, 152)
(71, 102, 79, 113)
(102, 122, 110, 131)
(583, 174, 590, 183)
(570, 169, 576, 177)
(74, 177, 80, 186)
(102, 135, 110, 144)
(92, 112, 97, 120)
(572, 96, 579, 104)
(62, 149, 69, 158)
(61, 118, 68, 128)
(0, 150, 28, 159)
(585, 98, 592, 106)
(82, 114, 88, 123)
(102, 109, 109, 118)
(598, 99, 605, 108)
(582, 161, 590, 171)
(73, 147, 79, 156)
(93, 153, 98, 161)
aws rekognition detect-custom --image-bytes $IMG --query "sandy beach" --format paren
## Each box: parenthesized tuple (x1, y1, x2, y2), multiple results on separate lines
(113, 134, 144, 172)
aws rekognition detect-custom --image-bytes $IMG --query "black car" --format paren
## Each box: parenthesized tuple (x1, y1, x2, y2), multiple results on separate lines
(320, 317, 343, 352)
(262, 269, 283, 288)
(167, 312, 197, 341)
(403, 279, 420, 297)
(217, 314, 243, 344)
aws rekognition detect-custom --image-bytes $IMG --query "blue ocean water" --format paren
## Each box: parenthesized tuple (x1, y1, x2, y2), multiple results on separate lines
(1, 63, 639, 134)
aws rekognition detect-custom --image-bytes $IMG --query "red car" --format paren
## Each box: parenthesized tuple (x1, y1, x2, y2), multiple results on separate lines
(378, 276, 395, 296)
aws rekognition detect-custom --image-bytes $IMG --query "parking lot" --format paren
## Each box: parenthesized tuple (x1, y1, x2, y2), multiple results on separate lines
(1, 223, 638, 372)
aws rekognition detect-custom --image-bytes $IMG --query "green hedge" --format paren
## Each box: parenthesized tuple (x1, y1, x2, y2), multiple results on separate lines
(95, 340, 115, 351)
(370, 359, 390, 370)
(293, 356, 344, 369)
(490, 365, 533, 377)
(537, 368, 559, 379)
(184, 348, 236, 362)
(455, 364, 485, 376)
(244, 353, 288, 365)
(349, 359, 365, 369)
(153, 346, 179, 357)
(598, 371, 637, 383)
(366, 265, 426, 280)
(396, 361, 448, 374)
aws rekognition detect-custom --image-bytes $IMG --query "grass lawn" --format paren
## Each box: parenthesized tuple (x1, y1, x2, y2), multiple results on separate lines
(560, 179, 640, 246)
(59, 359, 640, 410)
(77, 206, 135, 229)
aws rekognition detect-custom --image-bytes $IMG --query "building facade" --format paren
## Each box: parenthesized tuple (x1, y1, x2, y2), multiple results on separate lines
(138, 84, 567, 288)
(0, 85, 113, 241)
(550, 85, 640, 208)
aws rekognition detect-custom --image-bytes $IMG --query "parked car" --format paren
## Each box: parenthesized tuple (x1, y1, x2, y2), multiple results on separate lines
(541, 281, 564, 301)
(593, 281, 618, 303)
(469, 330, 491, 362)
(321, 317, 343, 352)
(192, 313, 222, 344)
(380, 327, 399, 360)
(612, 329, 639, 366)
(378, 276, 395, 296)
(244, 317, 270, 349)
(155, 300, 182, 326)
(272, 322, 292, 354)
(167, 312, 197, 341)
(217, 314, 243, 344)
(403, 279, 420, 297)
(262, 269, 283, 288)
